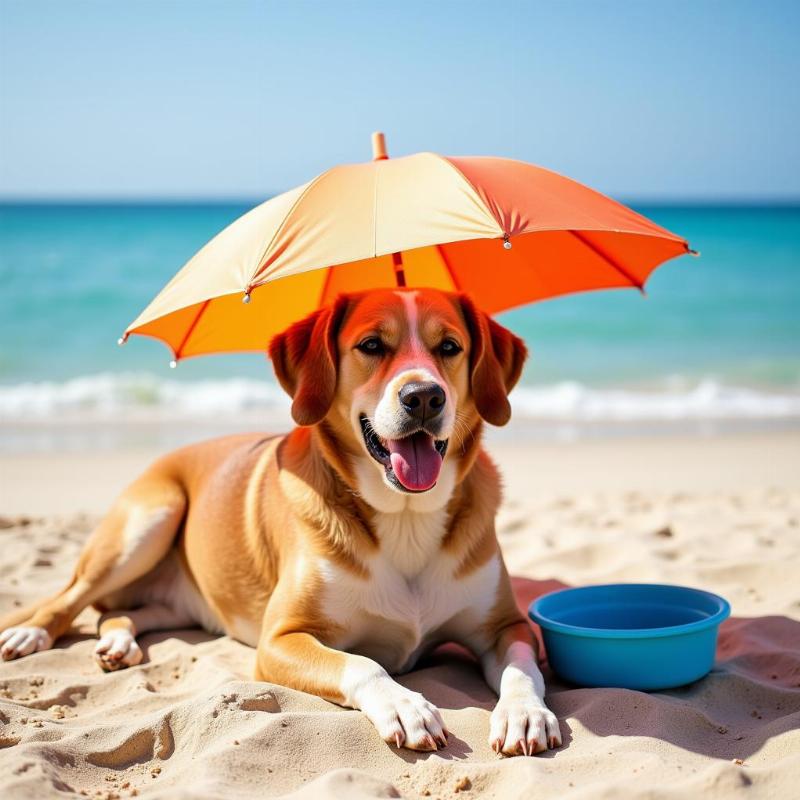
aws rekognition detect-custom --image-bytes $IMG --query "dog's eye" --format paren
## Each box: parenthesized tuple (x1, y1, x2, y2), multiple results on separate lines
(356, 337, 384, 355)
(439, 339, 462, 356)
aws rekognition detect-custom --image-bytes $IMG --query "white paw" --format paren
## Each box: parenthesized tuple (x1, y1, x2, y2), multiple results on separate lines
(359, 681, 448, 751)
(489, 697, 562, 756)
(0, 626, 52, 660)
(94, 629, 143, 672)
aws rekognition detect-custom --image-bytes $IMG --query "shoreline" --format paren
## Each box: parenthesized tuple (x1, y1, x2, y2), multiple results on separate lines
(2, 428, 798, 515)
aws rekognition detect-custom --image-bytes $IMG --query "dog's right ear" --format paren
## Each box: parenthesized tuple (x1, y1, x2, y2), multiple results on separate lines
(268, 296, 350, 427)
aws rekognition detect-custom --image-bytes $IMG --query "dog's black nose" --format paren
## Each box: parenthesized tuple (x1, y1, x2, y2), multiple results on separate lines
(399, 381, 446, 422)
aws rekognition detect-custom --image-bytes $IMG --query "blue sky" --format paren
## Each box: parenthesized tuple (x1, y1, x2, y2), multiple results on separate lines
(1, 0, 798, 200)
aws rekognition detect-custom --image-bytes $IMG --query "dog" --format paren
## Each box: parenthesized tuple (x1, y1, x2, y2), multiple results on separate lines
(0, 288, 561, 756)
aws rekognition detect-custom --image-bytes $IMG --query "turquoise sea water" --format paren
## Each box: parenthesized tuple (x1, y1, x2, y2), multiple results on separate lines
(0, 202, 798, 425)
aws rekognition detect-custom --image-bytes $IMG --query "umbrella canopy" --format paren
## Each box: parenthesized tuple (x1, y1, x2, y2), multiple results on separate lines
(123, 133, 694, 363)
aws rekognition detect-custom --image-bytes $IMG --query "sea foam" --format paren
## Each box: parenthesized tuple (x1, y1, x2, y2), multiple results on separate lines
(1, 373, 798, 423)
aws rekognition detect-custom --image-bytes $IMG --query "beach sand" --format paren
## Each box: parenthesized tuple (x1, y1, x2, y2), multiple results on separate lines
(1, 429, 799, 799)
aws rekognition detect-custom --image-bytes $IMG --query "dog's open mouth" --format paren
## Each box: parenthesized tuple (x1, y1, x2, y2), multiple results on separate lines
(360, 415, 448, 493)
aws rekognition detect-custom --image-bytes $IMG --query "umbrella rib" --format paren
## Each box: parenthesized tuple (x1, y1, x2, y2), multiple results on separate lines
(319, 264, 335, 307)
(435, 244, 462, 292)
(174, 299, 211, 360)
(431, 153, 505, 236)
(249, 170, 330, 289)
(568, 230, 645, 294)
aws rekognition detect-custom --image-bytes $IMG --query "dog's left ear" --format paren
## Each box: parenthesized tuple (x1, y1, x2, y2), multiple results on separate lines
(268, 295, 350, 426)
(458, 294, 527, 426)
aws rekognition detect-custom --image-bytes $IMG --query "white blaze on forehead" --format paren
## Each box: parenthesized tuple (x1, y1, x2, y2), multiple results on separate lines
(397, 290, 423, 355)
(393, 290, 443, 384)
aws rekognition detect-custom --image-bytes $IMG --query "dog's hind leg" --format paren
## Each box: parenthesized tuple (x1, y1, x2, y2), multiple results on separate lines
(0, 475, 186, 662)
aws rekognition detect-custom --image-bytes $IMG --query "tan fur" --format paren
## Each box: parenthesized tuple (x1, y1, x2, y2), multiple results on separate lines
(0, 288, 560, 756)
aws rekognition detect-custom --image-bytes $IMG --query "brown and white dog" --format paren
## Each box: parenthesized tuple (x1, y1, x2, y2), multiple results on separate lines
(0, 288, 561, 756)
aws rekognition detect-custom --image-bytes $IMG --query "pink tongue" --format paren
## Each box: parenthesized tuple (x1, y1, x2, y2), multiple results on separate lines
(387, 432, 443, 492)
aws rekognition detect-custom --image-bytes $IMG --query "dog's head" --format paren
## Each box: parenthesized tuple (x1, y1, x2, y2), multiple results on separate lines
(269, 289, 526, 503)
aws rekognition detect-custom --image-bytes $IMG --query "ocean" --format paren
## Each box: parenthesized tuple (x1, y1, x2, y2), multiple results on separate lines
(1, 202, 799, 447)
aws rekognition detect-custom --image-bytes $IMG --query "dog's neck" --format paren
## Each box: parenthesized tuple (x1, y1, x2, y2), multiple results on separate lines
(282, 422, 485, 574)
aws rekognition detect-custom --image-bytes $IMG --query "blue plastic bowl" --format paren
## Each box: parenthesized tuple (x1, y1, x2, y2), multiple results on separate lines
(528, 583, 730, 690)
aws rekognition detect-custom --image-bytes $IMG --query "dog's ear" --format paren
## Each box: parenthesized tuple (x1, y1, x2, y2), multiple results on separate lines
(268, 295, 350, 426)
(458, 294, 527, 426)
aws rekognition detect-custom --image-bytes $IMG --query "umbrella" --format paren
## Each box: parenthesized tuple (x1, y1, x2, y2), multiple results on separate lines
(121, 132, 695, 364)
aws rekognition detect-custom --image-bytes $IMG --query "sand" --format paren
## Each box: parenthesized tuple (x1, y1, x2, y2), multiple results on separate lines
(1, 430, 799, 799)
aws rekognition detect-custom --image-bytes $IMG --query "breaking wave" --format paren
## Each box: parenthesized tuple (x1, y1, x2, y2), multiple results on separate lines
(1, 373, 799, 423)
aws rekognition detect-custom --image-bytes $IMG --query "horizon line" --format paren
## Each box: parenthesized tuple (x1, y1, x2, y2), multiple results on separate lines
(2, 194, 800, 208)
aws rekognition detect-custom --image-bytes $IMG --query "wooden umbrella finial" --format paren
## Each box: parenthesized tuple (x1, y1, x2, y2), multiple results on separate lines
(372, 131, 388, 161)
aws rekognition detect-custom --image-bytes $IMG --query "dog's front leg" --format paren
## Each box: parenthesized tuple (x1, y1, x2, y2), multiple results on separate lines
(480, 622, 562, 756)
(256, 631, 447, 751)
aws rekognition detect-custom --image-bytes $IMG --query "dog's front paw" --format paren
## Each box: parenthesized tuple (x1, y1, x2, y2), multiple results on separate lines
(489, 697, 561, 756)
(358, 680, 448, 751)
(0, 626, 52, 660)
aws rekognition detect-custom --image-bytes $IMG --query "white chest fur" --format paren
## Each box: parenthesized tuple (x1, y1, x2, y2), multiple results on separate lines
(317, 505, 500, 673)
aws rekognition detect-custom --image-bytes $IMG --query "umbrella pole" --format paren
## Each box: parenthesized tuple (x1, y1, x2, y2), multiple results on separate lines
(372, 132, 406, 288)
(391, 252, 407, 287)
